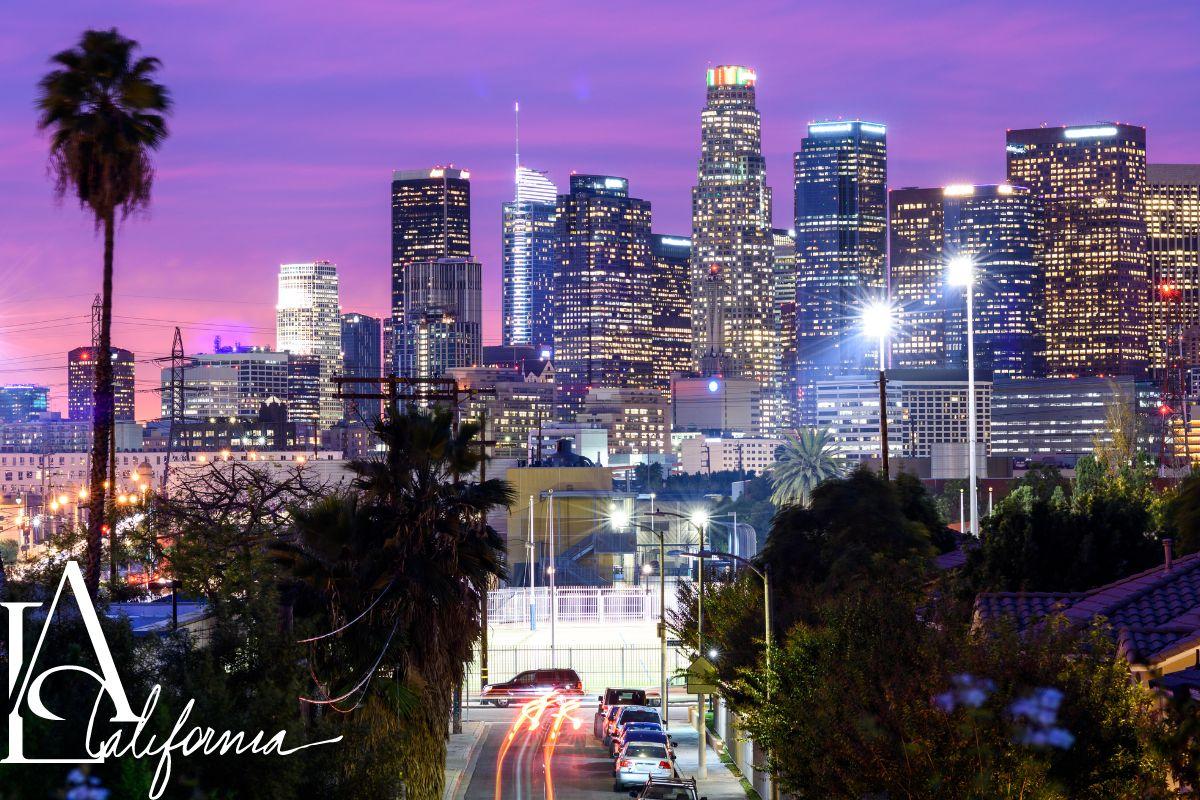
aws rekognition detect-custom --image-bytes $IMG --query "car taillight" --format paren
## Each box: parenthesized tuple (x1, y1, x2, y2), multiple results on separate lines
(618, 759, 631, 768)
(575, 682, 582, 690)
(658, 760, 672, 769)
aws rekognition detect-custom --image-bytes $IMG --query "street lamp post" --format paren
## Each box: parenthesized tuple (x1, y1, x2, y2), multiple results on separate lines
(861, 300, 895, 478)
(948, 256, 979, 537)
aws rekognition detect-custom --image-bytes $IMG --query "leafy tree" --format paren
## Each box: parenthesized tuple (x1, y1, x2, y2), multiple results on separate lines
(36, 28, 171, 596)
(1161, 469, 1200, 556)
(894, 470, 957, 553)
(769, 427, 843, 506)
(734, 589, 1172, 799)
(278, 409, 512, 800)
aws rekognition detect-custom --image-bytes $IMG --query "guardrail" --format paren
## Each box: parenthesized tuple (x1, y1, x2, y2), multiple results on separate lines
(487, 584, 685, 627)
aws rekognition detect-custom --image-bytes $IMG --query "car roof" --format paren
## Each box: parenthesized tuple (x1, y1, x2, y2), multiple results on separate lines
(624, 730, 668, 740)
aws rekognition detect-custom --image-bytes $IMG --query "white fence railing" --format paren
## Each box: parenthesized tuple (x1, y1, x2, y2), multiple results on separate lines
(465, 644, 691, 694)
(487, 584, 686, 627)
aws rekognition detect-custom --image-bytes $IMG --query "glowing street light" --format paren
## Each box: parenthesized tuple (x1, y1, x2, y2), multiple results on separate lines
(689, 508, 710, 529)
(860, 299, 896, 478)
(947, 255, 979, 537)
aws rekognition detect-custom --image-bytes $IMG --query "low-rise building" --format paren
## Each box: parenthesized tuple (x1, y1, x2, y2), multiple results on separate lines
(671, 375, 763, 436)
(449, 366, 556, 460)
(677, 436, 783, 475)
(578, 387, 668, 458)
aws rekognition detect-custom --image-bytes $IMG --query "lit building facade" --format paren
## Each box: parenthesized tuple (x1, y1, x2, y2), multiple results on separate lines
(772, 228, 798, 423)
(341, 312, 382, 422)
(68, 346, 135, 422)
(577, 387, 669, 457)
(161, 347, 293, 421)
(390, 167, 471, 371)
(286, 354, 321, 425)
(394, 258, 482, 380)
(503, 166, 558, 351)
(648, 234, 694, 391)
(553, 175, 657, 419)
(690, 66, 777, 396)
(0, 385, 49, 423)
(1147, 164, 1200, 373)
(1006, 124, 1149, 377)
(889, 185, 1044, 378)
(677, 435, 784, 475)
(448, 366, 556, 460)
(889, 187, 946, 368)
(815, 369, 990, 462)
(276, 261, 343, 427)
(794, 120, 888, 418)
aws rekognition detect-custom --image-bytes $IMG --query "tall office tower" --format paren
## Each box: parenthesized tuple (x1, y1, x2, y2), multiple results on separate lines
(554, 175, 657, 419)
(389, 167, 471, 371)
(286, 354, 321, 425)
(341, 313, 382, 422)
(889, 187, 946, 368)
(772, 228, 798, 424)
(0, 385, 49, 422)
(394, 258, 482, 380)
(690, 66, 777, 390)
(1007, 123, 1149, 377)
(794, 120, 888, 420)
(276, 260, 343, 427)
(1147, 164, 1200, 373)
(943, 184, 1044, 378)
(503, 166, 558, 351)
(161, 347, 302, 421)
(649, 234, 694, 391)
(68, 346, 135, 422)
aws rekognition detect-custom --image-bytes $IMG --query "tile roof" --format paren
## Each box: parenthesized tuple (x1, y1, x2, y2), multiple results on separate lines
(975, 552, 1200, 666)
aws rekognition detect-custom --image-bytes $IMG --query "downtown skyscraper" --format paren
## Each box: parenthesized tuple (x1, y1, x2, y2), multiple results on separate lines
(389, 167, 471, 372)
(1147, 164, 1200, 373)
(690, 66, 777, 397)
(394, 258, 482, 381)
(341, 312, 382, 422)
(889, 184, 1044, 378)
(502, 166, 558, 352)
(68, 346, 135, 422)
(793, 120, 887, 420)
(276, 260, 343, 427)
(553, 175, 657, 419)
(649, 234, 694, 389)
(1006, 123, 1150, 377)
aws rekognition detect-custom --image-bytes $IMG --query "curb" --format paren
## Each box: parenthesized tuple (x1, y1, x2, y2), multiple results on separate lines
(445, 722, 488, 800)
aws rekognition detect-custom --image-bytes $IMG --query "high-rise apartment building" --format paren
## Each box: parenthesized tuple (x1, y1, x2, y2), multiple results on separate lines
(275, 261, 343, 427)
(1147, 164, 1200, 373)
(394, 258, 482, 380)
(794, 120, 888, 420)
(690, 66, 776, 392)
(503, 166, 558, 351)
(889, 184, 1043, 377)
(390, 167, 471, 371)
(1006, 124, 1149, 377)
(68, 346, 135, 422)
(0, 385, 49, 423)
(648, 234, 694, 390)
(553, 175, 657, 419)
(340, 313, 382, 422)
(286, 354, 321, 425)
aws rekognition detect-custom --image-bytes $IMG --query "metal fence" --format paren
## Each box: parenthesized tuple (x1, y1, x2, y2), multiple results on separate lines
(465, 644, 690, 694)
(487, 584, 685, 627)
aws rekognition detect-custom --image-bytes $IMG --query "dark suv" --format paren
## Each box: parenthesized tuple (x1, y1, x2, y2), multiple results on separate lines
(480, 668, 584, 707)
(594, 688, 649, 738)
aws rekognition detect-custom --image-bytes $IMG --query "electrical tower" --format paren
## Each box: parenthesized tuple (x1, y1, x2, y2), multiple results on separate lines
(91, 293, 102, 348)
(160, 327, 190, 489)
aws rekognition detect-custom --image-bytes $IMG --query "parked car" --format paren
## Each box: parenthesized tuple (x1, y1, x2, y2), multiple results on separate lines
(629, 776, 705, 800)
(613, 741, 674, 791)
(594, 688, 649, 738)
(609, 706, 663, 749)
(479, 668, 584, 707)
(611, 726, 674, 759)
(644, 675, 690, 708)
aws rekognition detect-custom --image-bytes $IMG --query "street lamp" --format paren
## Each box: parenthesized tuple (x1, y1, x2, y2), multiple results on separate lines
(155, 578, 182, 631)
(948, 255, 979, 537)
(861, 299, 895, 478)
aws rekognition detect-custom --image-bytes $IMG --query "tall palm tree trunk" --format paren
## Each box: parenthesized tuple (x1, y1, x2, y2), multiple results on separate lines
(85, 208, 116, 597)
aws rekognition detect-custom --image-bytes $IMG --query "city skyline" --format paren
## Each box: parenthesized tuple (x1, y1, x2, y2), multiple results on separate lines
(2, 2, 1199, 418)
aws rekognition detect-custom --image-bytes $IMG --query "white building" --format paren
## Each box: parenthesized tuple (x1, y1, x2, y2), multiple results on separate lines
(276, 261, 343, 427)
(161, 348, 292, 421)
(815, 369, 990, 462)
(677, 436, 784, 475)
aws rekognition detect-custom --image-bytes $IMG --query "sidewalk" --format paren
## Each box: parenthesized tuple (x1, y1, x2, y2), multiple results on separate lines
(668, 721, 751, 800)
(444, 720, 486, 800)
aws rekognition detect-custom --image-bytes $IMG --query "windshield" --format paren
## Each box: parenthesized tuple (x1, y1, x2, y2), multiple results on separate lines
(621, 711, 660, 725)
(624, 744, 668, 760)
(608, 689, 647, 704)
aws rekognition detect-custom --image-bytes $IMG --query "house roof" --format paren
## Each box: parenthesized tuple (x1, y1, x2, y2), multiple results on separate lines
(975, 552, 1200, 666)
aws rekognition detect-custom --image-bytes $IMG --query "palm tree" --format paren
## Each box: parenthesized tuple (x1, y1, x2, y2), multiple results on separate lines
(279, 409, 512, 799)
(770, 427, 844, 507)
(36, 29, 171, 595)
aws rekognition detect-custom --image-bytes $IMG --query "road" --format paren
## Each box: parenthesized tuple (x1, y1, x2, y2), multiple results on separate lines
(462, 700, 671, 800)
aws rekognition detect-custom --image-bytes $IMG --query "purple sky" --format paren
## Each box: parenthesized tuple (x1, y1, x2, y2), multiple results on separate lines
(2, 1, 1199, 420)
